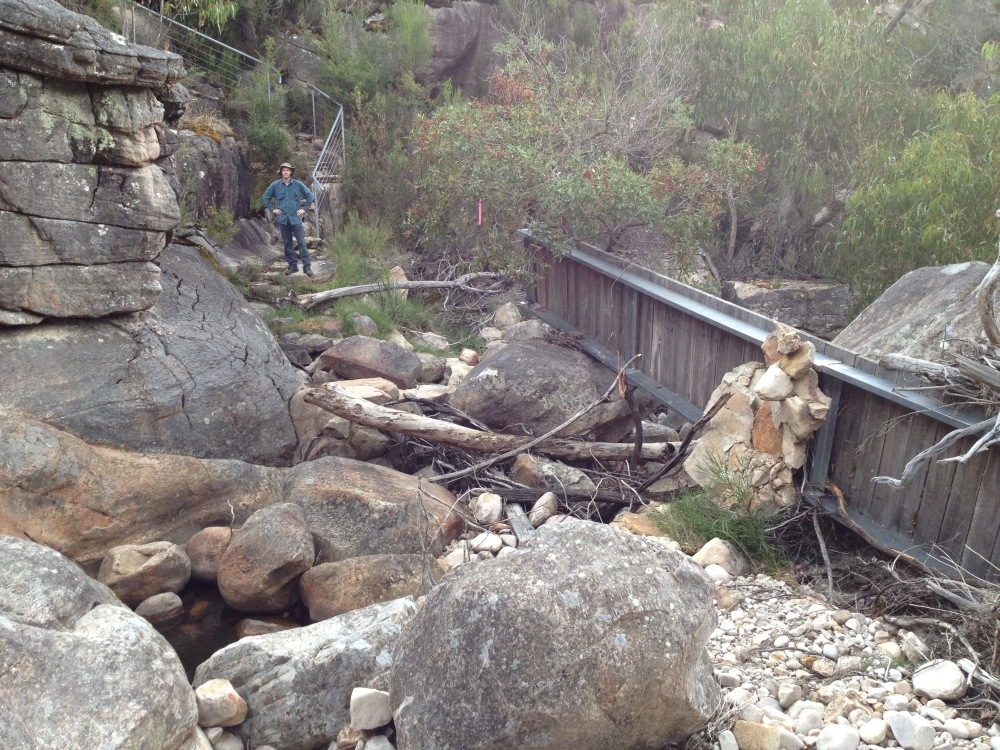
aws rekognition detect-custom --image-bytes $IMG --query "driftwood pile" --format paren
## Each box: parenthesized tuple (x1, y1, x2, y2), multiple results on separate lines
(302, 369, 718, 511)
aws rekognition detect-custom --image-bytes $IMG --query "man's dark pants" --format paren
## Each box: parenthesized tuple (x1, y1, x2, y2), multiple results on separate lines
(279, 220, 311, 271)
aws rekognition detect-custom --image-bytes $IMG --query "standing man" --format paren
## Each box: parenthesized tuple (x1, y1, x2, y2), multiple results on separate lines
(263, 162, 316, 276)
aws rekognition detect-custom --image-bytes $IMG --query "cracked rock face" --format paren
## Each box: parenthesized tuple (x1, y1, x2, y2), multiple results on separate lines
(0, 244, 301, 464)
(0, 0, 184, 323)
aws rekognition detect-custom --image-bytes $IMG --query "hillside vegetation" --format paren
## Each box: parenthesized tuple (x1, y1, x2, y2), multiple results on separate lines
(81, 0, 1000, 315)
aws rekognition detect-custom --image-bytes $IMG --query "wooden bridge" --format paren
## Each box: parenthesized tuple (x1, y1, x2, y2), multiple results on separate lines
(526, 236, 1000, 580)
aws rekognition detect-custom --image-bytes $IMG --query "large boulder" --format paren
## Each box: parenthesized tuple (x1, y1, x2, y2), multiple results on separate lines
(0, 416, 284, 570)
(98, 541, 192, 607)
(449, 341, 632, 437)
(320, 336, 424, 389)
(726, 280, 850, 339)
(217, 503, 315, 614)
(0, 0, 185, 86)
(193, 597, 418, 750)
(0, 244, 302, 463)
(299, 554, 440, 621)
(283, 457, 463, 564)
(390, 522, 721, 750)
(414, 1, 505, 91)
(0, 533, 120, 629)
(833, 261, 992, 360)
(0, 535, 197, 750)
(0, 0, 185, 324)
(174, 129, 254, 221)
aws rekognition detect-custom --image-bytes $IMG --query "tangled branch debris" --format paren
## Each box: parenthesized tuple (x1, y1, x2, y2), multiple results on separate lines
(295, 272, 505, 310)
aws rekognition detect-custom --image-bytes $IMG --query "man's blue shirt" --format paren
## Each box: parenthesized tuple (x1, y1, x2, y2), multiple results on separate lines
(262, 178, 315, 226)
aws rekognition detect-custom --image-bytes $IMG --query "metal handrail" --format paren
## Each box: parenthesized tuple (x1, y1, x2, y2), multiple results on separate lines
(121, 0, 345, 238)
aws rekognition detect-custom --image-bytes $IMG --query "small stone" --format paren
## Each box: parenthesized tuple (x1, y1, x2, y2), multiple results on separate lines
(212, 732, 243, 750)
(693, 537, 751, 576)
(823, 644, 840, 660)
(912, 660, 967, 701)
(443, 545, 468, 568)
(363, 737, 395, 750)
(721, 730, 740, 750)
(716, 670, 742, 688)
(817, 725, 860, 750)
(134, 592, 184, 631)
(481, 326, 503, 342)
(780, 729, 805, 750)
(755, 364, 794, 401)
(351, 315, 379, 336)
(471, 492, 503, 525)
(705, 564, 733, 583)
(459, 348, 479, 366)
(943, 720, 971, 740)
(878, 642, 903, 661)
(195, 678, 247, 728)
(733, 720, 781, 750)
(831, 610, 852, 625)
(350, 687, 392, 730)
(496, 546, 517, 558)
(493, 301, 522, 329)
(415, 331, 450, 350)
(883, 695, 910, 712)
(900, 631, 931, 664)
(204, 728, 223, 743)
(336, 724, 364, 749)
(796, 710, 825, 735)
(499, 533, 517, 547)
(386, 330, 413, 351)
(811, 658, 836, 678)
(779, 683, 803, 709)
(470, 532, 503, 554)
(886, 711, 936, 750)
(527, 492, 559, 527)
(860, 719, 888, 745)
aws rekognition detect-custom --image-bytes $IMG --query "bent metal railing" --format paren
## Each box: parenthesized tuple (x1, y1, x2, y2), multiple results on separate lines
(526, 234, 1000, 580)
(120, 1, 345, 238)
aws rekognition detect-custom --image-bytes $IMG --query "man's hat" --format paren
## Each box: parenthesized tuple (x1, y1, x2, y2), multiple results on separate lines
(277, 162, 294, 174)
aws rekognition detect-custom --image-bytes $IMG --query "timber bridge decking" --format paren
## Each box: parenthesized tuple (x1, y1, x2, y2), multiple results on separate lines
(526, 236, 1000, 580)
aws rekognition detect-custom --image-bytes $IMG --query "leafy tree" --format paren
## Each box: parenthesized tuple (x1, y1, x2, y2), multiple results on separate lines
(404, 35, 763, 274)
(831, 93, 1000, 312)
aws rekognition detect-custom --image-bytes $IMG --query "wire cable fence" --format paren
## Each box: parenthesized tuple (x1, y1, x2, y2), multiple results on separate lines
(120, 1, 345, 237)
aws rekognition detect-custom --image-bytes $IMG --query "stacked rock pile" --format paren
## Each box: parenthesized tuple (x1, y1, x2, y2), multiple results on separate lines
(685, 324, 832, 514)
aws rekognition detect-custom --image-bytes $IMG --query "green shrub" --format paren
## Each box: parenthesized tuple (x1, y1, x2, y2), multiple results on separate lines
(203, 205, 239, 244)
(404, 35, 763, 273)
(831, 93, 1000, 312)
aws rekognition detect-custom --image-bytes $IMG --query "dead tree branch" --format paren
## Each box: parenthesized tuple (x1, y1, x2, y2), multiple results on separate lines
(304, 384, 678, 463)
(296, 272, 504, 310)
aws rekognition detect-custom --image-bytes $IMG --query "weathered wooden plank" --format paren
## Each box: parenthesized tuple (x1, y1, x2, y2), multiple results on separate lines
(931, 437, 990, 563)
(878, 411, 937, 534)
(506, 502, 536, 543)
(828, 385, 873, 498)
(959, 447, 1000, 579)
(866, 405, 918, 531)
(849, 394, 896, 517)
(897, 423, 955, 544)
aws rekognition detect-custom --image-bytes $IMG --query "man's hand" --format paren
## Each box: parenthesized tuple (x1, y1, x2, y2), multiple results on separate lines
(273, 208, 283, 215)
(296, 209, 306, 217)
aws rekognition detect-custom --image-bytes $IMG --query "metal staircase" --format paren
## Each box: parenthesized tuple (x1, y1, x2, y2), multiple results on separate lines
(119, 1, 345, 238)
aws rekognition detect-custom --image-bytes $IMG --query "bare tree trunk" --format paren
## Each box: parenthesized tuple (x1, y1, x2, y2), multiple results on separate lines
(304, 386, 677, 462)
(976, 254, 1000, 347)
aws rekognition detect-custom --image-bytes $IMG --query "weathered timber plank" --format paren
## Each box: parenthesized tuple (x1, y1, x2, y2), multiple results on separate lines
(866, 405, 919, 531)
(505, 502, 536, 543)
(880, 412, 938, 534)
(828, 386, 870, 494)
(908, 423, 955, 544)
(850, 394, 896, 517)
(959, 447, 1000, 580)
(931, 436, 990, 562)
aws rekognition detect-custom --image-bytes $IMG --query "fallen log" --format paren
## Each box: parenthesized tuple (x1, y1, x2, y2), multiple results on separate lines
(304, 385, 677, 462)
(296, 272, 504, 310)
